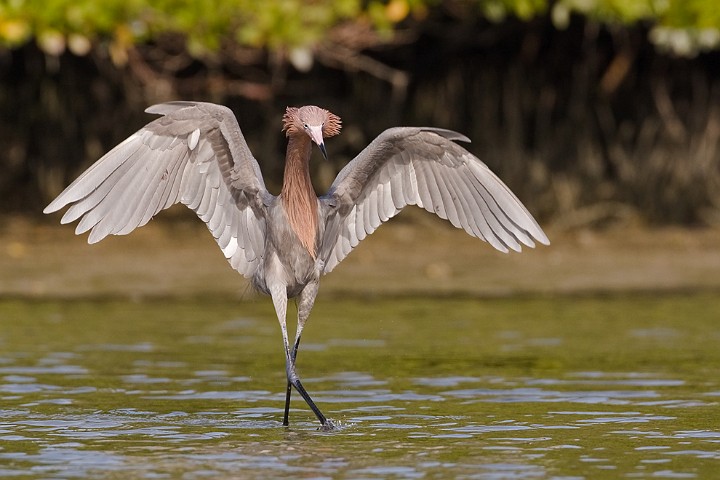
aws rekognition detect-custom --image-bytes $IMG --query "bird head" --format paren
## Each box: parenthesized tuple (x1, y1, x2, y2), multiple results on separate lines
(282, 106, 341, 160)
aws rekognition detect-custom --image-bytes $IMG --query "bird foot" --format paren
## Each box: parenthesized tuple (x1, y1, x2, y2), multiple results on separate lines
(318, 418, 338, 432)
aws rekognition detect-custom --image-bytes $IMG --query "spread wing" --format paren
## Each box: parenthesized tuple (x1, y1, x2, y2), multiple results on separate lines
(320, 127, 549, 273)
(44, 101, 271, 278)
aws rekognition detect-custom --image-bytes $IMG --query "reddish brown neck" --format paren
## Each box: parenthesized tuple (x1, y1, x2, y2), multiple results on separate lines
(281, 134, 319, 258)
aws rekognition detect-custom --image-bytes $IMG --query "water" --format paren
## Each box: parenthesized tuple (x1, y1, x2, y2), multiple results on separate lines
(1, 294, 719, 478)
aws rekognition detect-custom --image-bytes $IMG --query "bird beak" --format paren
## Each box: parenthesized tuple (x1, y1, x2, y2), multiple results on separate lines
(308, 125, 328, 160)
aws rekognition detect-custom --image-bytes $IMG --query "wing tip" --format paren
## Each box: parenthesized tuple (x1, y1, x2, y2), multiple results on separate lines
(532, 228, 550, 247)
(145, 101, 199, 116)
(421, 127, 471, 144)
(44, 194, 76, 215)
(517, 226, 550, 250)
(496, 225, 550, 253)
(43, 203, 60, 215)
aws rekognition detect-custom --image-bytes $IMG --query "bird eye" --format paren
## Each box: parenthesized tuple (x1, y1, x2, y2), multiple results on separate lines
(303, 123, 309, 130)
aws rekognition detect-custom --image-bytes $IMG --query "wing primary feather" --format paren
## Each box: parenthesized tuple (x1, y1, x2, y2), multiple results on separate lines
(450, 173, 487, 241)
(411, 160, 433, 211)
(462, 169, 526, 251)
(196, 168, 219, 220)
(365, 185, 379, 231)
(467, 161, 547, 245)
(60, 154, 134, 225)
(404, 154, 421, 207)
(467, 166, 536, 249)
(46, 136, 144, 214)
(437, 166, 474, 236)
(75, 146, 150, 237)
(114, 142, 183, 235)
(416, 161, 446, 220)
(85, 151, 157, 243)
(378, 172, 395, 222)
(386, 160, 407, 209)
(139, 147, 188, 227)
(427, 162, 461, 229)
(466, 176, 516, 252)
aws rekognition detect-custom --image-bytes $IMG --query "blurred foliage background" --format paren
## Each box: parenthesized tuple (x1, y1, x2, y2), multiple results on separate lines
(1, 0, 720, 227)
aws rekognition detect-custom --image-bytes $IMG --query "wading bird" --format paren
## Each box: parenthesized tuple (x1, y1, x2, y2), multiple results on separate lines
(44, 102, 549, 430)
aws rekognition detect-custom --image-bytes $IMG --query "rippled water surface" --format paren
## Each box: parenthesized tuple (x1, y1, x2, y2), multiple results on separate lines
(1, 294, 719, 478)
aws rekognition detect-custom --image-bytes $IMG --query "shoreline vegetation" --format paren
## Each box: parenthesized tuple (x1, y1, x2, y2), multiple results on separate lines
(3, 2, 720, 227)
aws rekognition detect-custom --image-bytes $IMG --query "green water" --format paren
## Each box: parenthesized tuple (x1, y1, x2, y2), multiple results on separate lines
(1, 294, 719, 478)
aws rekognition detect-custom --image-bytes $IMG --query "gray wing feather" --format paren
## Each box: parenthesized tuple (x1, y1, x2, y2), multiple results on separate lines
(44, 101, 270, 278)
(320, 127, 548, 273)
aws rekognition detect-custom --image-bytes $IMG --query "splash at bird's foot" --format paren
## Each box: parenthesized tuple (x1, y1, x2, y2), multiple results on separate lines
(318, 418, 339, 432)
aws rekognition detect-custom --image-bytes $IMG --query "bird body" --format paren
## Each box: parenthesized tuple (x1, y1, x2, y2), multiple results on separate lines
(254, 200, 322, 298)
(45, 101, 549, 430)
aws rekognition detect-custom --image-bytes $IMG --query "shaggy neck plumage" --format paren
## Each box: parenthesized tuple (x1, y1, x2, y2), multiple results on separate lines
(281, 134, 318, 258)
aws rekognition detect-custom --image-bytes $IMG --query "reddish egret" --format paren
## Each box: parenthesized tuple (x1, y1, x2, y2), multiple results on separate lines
(44, 102, 549, 430)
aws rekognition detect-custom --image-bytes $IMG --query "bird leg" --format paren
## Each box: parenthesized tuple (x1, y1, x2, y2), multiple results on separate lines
(282, 334, 301, 426)
(283, 282, 319, 426)
(283, 345, 331, 429)
(270, 284, 332, 430)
